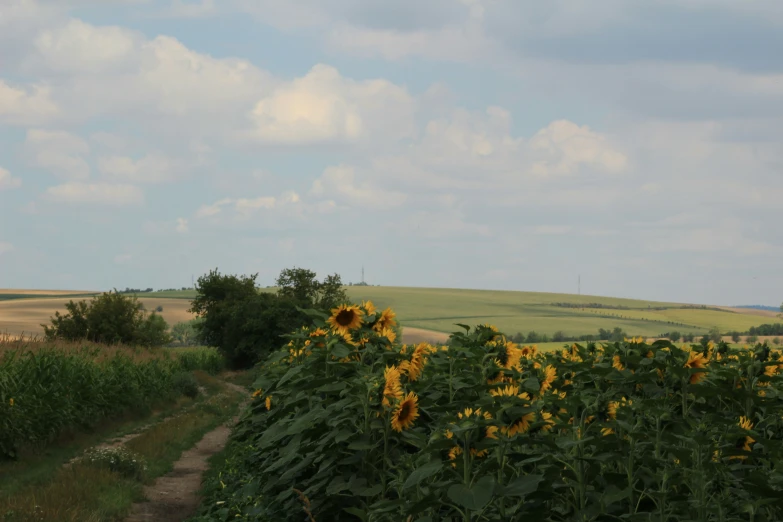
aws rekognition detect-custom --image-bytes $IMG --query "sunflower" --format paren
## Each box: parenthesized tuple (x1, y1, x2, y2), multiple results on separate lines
(327, 304, 364, 335)
(404, 343, 429, 381)
(9, 398, 13, 407)
(378, 327, 397, 344)
(444, 429, 454, 439)
(520, 345, 535, 359)
(490, 384, 521, 398)
(373, 307, 397, 331)
(764, 364, 781, 377)
(738, 416, 754, 431)
(391, 392, 419, 432)
(607, 401, 619, 420)
(540, 411, 555, 432)
(486, 425, 499, 439)
(252, 389, 263, 398)
(539, 365, 557, 395)
(612, 355, 625, 371)
(341, 332, 359, 347)
(470, 448, 488, 458)
(448, 445, 462, 467)
(382, 365, 403, 408)
(684, 351, 708, 384)
(361, 300, 377, 316)
(495, 341, 522, 370)
(601, 427, 614, 437)
(265, 396, 272, 411)
(502, 412, 536, 437)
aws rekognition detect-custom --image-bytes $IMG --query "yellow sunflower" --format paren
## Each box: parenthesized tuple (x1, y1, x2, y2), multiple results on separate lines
(265, 396, 272, 411)
(502, 412, 536, 437)
(391, 392, 419, 432)
(607, 401, 619, 420)
(361, 300, 377, 316)
(327, 304, 364, 335)
(486, 425, 499, 439)
(373, 307, 397, 331)
(382, 365, 403, 408)
(684, 351, 708, 384)
(540, 411, 555, 432)
(252, 388, 263, 398)
(404, 343, 429, 381)
(539, 365, 557, 395)
(495, 341, 522, 370)
(448, 445, 462, 467)
(378, 327, 397, 344)
(738, 416, 754, 431)
(612, 355, 625, 371)
(489, 384, 521, 398)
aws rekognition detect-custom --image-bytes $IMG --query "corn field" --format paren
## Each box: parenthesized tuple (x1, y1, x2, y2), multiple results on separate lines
(0, 340, 223, 459)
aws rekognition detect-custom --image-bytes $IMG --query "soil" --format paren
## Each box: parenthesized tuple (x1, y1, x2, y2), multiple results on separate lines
(123, 382, 248, 522)
(401, 327, 450, 345)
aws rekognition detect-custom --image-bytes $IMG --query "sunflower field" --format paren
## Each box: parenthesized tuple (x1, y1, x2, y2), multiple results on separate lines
(192, 301, 783, 521)
(0, 343, 224, 460)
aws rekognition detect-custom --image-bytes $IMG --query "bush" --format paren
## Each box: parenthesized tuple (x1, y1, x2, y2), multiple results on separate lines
(42, 291, 171, 347)
(774, 337, 781, 345)
(81, 446, 147, 480)
(748, 334, 759, 343)
(172, 371, 200, 398)
(170, 319, 202, 347)
(176, 347, 224, 375)
(731, 332, 742, 343)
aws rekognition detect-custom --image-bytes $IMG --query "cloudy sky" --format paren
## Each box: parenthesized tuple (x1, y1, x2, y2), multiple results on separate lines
(1, 0, 782, 305)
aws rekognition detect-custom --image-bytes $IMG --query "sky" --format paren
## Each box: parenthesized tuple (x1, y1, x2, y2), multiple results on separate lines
(0, 0, 782, 305)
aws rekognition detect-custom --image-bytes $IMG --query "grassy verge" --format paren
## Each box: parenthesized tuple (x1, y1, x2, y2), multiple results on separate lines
(0, 372, 246, 522)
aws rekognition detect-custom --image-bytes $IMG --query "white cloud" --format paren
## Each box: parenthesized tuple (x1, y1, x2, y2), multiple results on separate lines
(527, 120, 628, 177)
(24, 129, 90, 180)
(97, 154, 179, 183)
(44, 182, 144, 205)
(0, 167, 22, 190)
(175, 217, 188, 233)
(248, 64, 415, 144)
(310, 164, 407, 209)
(195, 191, 303, 220)
(34, 18, 141, 73)
(0, 80, 59, 125)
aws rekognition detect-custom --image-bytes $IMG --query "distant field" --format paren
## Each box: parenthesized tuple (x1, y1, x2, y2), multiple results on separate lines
(2, 286, 779, 341)
(0, 297, 194, 338)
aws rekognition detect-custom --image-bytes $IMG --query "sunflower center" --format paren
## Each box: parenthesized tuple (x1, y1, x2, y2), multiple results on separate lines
(335, 310, 356, 327)
(398, 402, 411, 419)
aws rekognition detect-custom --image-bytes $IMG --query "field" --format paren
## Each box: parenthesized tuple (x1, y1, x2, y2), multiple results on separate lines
(189, 302, 783, 521)
(1, 287, 779, 341)
(0, 292, 194, 338)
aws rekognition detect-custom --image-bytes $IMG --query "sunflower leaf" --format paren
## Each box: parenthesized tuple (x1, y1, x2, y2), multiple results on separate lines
(402, 461, 442, 490)
(447, 476, 495, 510)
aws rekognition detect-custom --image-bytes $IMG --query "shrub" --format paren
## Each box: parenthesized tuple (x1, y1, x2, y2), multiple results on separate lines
(748, 334, 759, 343)
(172, 371, 199, 398)
(731, 331, 742, 343)
(81, 447, 147, 480)
(774, 337, 781, 345)
(176, 347, 224, 375)
(42, 291, 171, 347)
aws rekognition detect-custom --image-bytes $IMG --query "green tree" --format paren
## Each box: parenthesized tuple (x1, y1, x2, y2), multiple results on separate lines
(42, 291, 170, 346)
(188, 269, 259, 348)
(171, 319, 202, 346)
(668, 331, 681, 342)
(708, 326, 722, 343)
(189, 268, 311, 369)
(275, 267, 348, 310)
(731, 332, 741, 343)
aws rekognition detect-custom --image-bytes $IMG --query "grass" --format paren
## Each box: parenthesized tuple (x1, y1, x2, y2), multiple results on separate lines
(0, 372, 245, 522)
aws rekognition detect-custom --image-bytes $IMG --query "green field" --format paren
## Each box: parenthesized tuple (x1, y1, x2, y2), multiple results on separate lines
(134, 286, 780, 338)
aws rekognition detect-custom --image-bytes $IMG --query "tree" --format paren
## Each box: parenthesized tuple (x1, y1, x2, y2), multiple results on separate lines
(525, 331, 541, 343)
(188, 269, 260, 349)
(42, 291, 170, 346)
(275, 268, 348, 311)
(189, 268, 311, 369)
(171, 319, 202, 346)
(552, 331, 566, 343)
(731, 332, 741, 343)
(668, 331, 681, 342)
(708, 327, 722, 343)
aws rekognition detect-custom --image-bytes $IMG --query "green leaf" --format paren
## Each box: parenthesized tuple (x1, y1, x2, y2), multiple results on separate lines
(455, 323, 471, 332)
(522, 377, 541, 393)
(402, 461, 443, 490)
(498, 474, 543, 497)
(447, 476, 495, 510)
(342, 507, 368, 520)
(331, 344, 351, 359)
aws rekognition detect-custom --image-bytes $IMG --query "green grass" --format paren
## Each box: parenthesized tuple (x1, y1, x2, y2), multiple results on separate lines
(135, 286, 781, 338)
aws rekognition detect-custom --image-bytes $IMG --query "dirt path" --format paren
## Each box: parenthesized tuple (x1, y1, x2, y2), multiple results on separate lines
(123, 382, 249, 522)
(401, 327, 450, 345)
